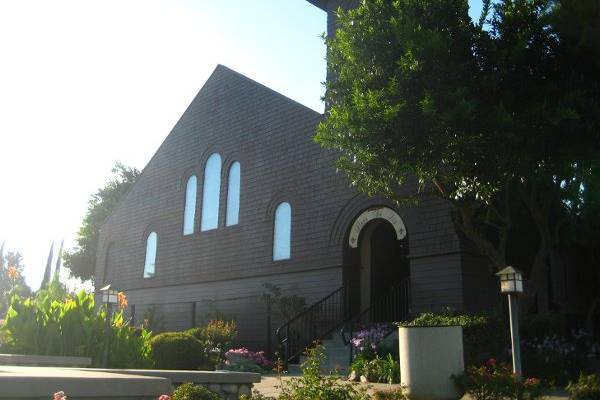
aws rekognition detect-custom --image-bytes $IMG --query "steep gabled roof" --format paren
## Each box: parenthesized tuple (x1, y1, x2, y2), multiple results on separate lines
(306, 0, 327, 11)
(99, 64, 321, 232)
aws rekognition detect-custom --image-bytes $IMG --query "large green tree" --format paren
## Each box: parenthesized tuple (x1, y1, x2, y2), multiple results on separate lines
(316, 0, 599, 313)
(64, 162, 140, 282)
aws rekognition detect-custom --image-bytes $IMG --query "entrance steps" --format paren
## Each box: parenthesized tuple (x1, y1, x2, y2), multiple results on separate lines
(287, 335, 350, 375)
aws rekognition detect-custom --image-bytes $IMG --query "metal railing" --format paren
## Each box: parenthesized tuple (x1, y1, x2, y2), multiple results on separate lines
(340, 278, 411, 363)
(275, 285, 350, 366)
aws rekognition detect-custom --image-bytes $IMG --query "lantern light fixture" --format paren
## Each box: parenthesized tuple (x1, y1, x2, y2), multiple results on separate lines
(496, 266, 523, 294)
(99, 284, 118, 304)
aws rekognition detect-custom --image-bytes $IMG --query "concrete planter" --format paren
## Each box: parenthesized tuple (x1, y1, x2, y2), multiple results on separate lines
(399, 326, 464, 400)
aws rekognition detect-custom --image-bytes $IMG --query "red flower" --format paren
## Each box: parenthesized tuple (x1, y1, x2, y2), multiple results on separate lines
(486, 358, 497, 367)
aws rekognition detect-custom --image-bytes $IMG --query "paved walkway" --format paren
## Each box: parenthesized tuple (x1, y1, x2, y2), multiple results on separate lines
(254, 374, 569, 399)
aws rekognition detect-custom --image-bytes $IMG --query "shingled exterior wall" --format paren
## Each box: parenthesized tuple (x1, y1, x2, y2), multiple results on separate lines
(96, 0, 498, 349)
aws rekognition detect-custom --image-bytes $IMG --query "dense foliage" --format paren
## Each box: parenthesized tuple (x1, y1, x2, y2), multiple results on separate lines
(0, 290, 151, 368)
(453, 359, 543, 400)
(150, 332, 207, 370)
(242, 345, 371, 400)
(521, 330, 594, 385)
(350, 353, 400, 384)
(63, 162, 140, 282)
(317, 0, 600, 318)
(348, 325, 400, 384)
(403, 312, 506, 366)
(171, 383, 220, 400)
(567, 374, 600, 400)
(0, 248, 32, 317)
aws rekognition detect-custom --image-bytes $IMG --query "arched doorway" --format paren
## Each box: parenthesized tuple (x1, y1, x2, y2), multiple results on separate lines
(344, 207, 409, 316)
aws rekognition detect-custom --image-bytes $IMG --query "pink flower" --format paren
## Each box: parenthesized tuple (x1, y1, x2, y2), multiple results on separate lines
(485, 358, 497, 367)
(158, 395, 171, 400)
(53, 391, 67, 400)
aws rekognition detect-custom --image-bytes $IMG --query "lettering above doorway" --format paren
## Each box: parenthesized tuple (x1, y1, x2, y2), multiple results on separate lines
(349, 207, 407, 248)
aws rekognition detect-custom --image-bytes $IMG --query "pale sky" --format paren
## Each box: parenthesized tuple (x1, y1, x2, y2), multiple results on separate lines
(0, 0, 483, 291)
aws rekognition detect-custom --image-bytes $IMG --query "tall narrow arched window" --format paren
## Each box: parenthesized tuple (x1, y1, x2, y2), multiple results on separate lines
(183, 175, 197, 235)
(104, 243, 115, 284)
(201, 153, 222, 231)
(143, 232, 157, 278)
(226, 162, 241, 226)
(273, 202, 292, 261)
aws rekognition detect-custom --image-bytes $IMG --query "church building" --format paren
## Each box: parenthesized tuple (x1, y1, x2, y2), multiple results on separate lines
(96, 0, 498, 354)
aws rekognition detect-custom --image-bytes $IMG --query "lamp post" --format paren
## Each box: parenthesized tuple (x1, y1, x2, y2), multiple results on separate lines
(496, 266, 524, 375)
(99, 284, 118, 367)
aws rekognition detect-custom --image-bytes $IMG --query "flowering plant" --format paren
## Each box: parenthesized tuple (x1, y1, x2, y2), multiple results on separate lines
(225, 347, 273, 370)
(53, 391, 67, 400)
(350, 324, 388, 357)
(521, 329, 594, 385)
(158, 395, 171, 400)
(452, 359, 543, 400)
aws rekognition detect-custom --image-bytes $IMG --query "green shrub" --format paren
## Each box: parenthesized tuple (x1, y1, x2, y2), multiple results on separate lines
(452, 359, 543, 400)
(186, 319, 237, 367)
(0, 290, 151, 368)
(150, 332, 206, 370)
(567, 373, 600, 400)
(281, 345, 371, 400)
(350, 353, 399, 384)
(172, 383, 220, 400)
(186, 327, 203, 341)
(243, 344, 371, 400)
(403, 312, 506, 366)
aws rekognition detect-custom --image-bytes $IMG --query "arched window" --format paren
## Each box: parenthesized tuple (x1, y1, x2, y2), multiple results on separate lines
(183, 175, 197, 235)
(226, 162, 241, 226)
(143, 232, 157, 278)
(104, 243, 116, 284)
(201, 153, 222, 231)
(273, 202, 292, 261)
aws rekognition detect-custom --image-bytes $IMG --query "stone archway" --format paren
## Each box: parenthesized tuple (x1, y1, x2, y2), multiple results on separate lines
(344, 207, 409, 313)
(348, 207, 407, 248)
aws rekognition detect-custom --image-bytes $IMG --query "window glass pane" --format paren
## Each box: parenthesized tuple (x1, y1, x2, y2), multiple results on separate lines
(201, 153, 222, 231)
(183, 175, 197, 235)
(104, 243, 115, 284)
(143, 232, 157, 278)
(273, 202, 291, 261)
(226, 162, 241, 226)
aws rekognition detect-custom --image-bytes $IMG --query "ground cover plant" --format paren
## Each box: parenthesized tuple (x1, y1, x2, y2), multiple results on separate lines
(0, 289, 151, 368)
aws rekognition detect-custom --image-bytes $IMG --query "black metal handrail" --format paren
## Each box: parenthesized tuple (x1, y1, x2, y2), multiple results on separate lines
(340, 278, 411, 363)
(276, 285, 350, 366)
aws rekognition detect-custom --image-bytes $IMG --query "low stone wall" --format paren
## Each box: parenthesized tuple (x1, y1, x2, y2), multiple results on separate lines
(0, 365, 260, 399)
(93, 368, 261, 400)
(0, 353, 91, 367)
(0, 366, 170, 399)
